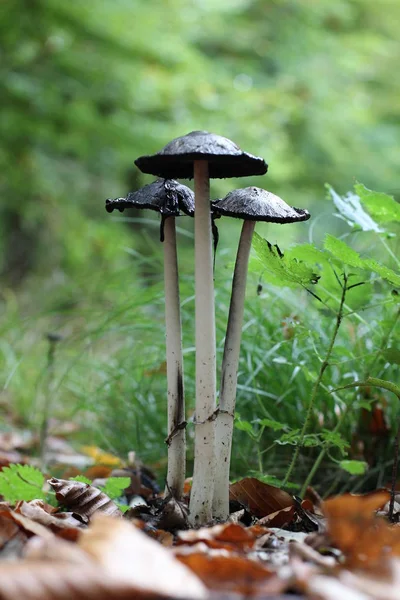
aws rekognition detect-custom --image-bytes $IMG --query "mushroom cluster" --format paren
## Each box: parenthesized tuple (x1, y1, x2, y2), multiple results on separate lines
(105, 131, 310, 524)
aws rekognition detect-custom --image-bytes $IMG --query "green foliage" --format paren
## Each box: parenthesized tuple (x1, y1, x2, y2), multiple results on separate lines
(339, 460, 368, 476)
(0, 465, 46, 504)
(100, 477, 131, 500)
(252, 235, 320, 288)
(69, 475, 92, 485)
(355, 185, 400, 224)
(0, 469, 131, 510)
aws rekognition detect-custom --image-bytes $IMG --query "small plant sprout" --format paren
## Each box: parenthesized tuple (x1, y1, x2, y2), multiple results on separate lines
(211, 187, 310, 519)
(106, 179, 194, 500)
(135, 132, 267, 524)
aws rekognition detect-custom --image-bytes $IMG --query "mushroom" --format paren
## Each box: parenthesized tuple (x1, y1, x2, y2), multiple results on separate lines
(105, 179, 194, 500)
(135, 132, 267, 524)
(211, 186, 310, 520)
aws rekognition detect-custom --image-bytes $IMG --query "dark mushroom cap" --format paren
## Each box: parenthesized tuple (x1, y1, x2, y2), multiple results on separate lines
(134, 131, 268, 180)
(211, 187, 310, 223)
(105, 179, 194, 217)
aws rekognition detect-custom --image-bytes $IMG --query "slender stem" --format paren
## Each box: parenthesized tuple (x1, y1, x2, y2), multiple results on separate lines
(39, 336, 59, 470)
(300, 403, 350, 497)
(189, 160, 217, 525)
(305, 307, 400, 495)
(213, 220, 255, 520)
(282, 274, 348, 489)
(163, 217, 186, 500)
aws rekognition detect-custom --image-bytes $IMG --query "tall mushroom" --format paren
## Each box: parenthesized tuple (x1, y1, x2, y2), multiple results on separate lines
(135, 132, 267, 524)
(106, 179, 194, 500)
(211, 187, 310, 520)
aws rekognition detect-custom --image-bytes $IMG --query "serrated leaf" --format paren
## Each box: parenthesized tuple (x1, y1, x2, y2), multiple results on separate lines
(355, 183, 400, 224)
(321, 430, 349, 454)
(285, 243, 333, 268)
(255, 418, 287, 431)
(324, 235, 364, 268)
(253, 233, 320, 288)
(363, 259, 400, 287)
(328, 185, 382, 232)
(100, 477, 131, 500)
(274, 429, 300, 445)
(339, 460, 368, 475)
(0, 464, 46, 504)
(70, 475, 93, 485)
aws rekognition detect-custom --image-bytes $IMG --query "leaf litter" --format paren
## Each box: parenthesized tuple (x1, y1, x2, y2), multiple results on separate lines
(2, 460, 400, 599)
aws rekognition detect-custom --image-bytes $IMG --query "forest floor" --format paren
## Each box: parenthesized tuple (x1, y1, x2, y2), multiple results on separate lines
(0, 426, 399, 600)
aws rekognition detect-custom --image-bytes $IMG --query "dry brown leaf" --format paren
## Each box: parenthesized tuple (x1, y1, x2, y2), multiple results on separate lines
(229, 477, 294, 518)
(48, 478, 121, 519)
(79, 514, 207, 598)
(177, 522, 257, 551)
(145, 528, 174, 547)
(24, 535, 91, 565)
(322, 491, 400, 568)
(0, 511, 28, 558)
(258, 505, 296, 528)
(0, 562, 172, 600)
(177, 549, 284, 596)
(17, 500, 84, 532)
(9, 510, 54, 539)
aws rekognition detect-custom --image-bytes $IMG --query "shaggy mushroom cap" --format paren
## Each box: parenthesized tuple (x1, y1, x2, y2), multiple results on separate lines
(134, 131, 268, 179)
(105, 179, 194, 216)
(212, 187, 310, 223)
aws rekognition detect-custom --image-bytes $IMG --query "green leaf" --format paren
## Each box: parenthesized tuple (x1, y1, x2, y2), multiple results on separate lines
(355, 184, 400, 224)
(116, 502, 130, 514)
(100, 477, 131, 500)
(324, 235, 400, 287)
(339, 460, 368, 475)
(255, 418, 287, 431)
(382, 348, 400, 365)
(285, 244, 333, 268)
(70, 475, 92, 485)
(252, 233, 320, 288)
(363, 259, 400, 287)
(0, 464, 46, 504)
(234, 416, 255, 436)
(321, 430, 349, 454)
(324, 235, 364, 268)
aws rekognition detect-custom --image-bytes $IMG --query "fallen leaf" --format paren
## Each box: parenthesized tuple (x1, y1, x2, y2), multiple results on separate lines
(0, 562, 173, 600)
(0, 511, 28, 558)
(48, 478, 121, 519)
(258, 505, 296, 528)
(322, 491, 400, 568)
(177, 522, 257, 551)
(177, 548, 284, 596)
(79, 514, 207, 598)
(17, 500, 84, 532)
(230, 477, 294, 518)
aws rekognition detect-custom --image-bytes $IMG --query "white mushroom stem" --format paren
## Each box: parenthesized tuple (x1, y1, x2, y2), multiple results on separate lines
(163, 216, 186, 500)
(189, 160, 217, 525)
(213, 219, 256, 520)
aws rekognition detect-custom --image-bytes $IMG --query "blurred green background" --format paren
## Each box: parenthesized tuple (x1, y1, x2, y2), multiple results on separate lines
(0, 0, 399, 484)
